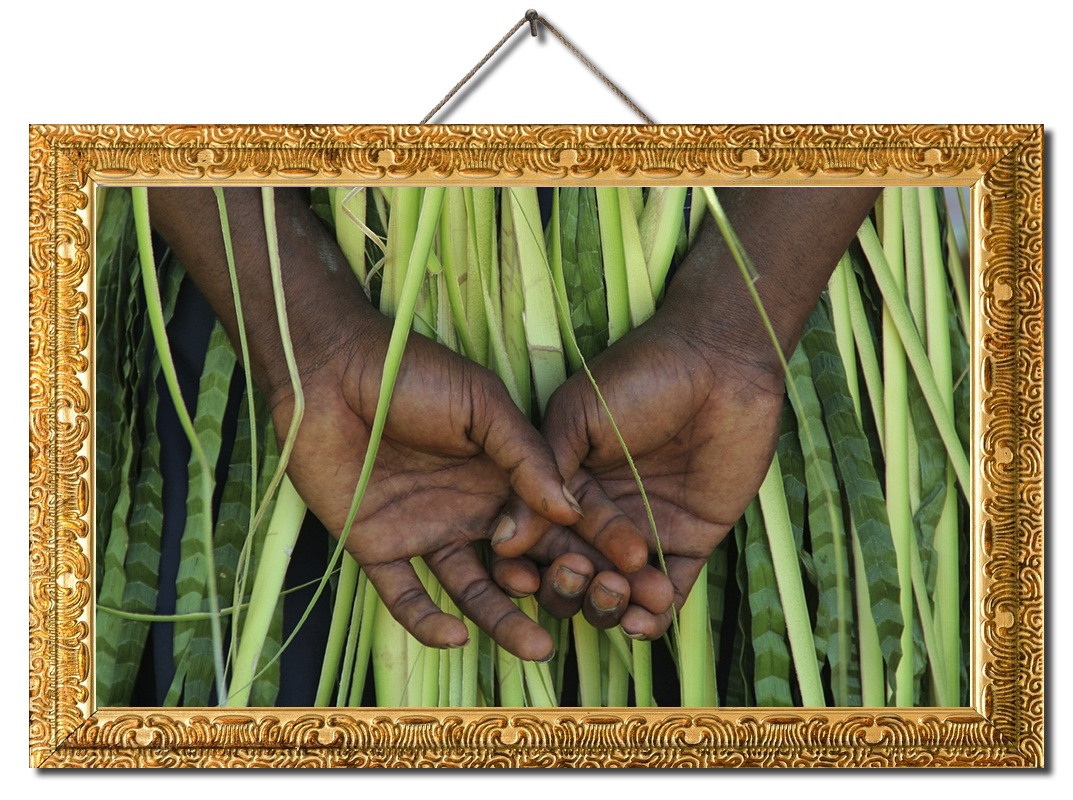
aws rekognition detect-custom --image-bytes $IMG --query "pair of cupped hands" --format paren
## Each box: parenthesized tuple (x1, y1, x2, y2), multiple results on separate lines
(275, 282, 785, 662)
(150, 186, 878, 664)
(264, 230, 786, 665)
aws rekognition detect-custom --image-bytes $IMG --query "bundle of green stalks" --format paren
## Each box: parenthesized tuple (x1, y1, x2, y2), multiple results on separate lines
(94, 183, 970, 709)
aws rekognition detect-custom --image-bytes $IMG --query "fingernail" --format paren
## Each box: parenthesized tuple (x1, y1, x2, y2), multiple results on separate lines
(562, 484, 584, 517)
(623, 628, 647, 641)
(491, 515, 516, 546)
(537, 648, 556, 664)
(590, 585, 623, 613)
(553, 566, 587, 598)
(445, 638, 469, 650)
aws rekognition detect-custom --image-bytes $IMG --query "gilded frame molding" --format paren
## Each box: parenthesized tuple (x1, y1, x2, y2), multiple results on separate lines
(28, 124, 1043, 768)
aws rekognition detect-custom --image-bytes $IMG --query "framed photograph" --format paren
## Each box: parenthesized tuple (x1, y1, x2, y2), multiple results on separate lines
(29, 121, 1042, 763)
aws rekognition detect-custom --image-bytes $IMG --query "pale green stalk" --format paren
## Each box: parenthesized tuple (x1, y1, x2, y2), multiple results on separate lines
(496, 645, 525, 707)
(907, 409, 922, 515)
(412, 267, 438, 342)
(433, 265, 459, 352)
(604, 627, 635, 680)
(627, 186, 644, 220)
(372, 594, 411, 705)
(607, 639, 629, 706)
(333, 187, 369, 285)
(463, 188, 492, 367)
(616, 187, 656, 328)
(380, 186, 422, 317)
(347, 578, 377, 706)
(844, 265, 886, 456)
(227, 476, 306, 706)
(461, 617, 480, 706)
(437, 194, 478, 361)
(333, 565, 366, 706)
(757, 456, 825, 707)
(518, 596, 557, 707)
(828, 256, 860, 419)
(508, 188, 566, 415)
(442, 594, 464, 706)
(314, 554, 360, 706)
(132, 187, 228, 706)
(878, 188, 915, 707)
(573, 613, 602, 706)
(920, 186, 961, 704)
(595, 187, 631, 344)
(632, 639, 653, 707)
(903, 188, 926, 335)
(857, 219, 969, 494)
(850, 524, 886, 706)
(679, 562, 710, 706)
(702, 620, 719, 707)
(638, 186, 688, 300)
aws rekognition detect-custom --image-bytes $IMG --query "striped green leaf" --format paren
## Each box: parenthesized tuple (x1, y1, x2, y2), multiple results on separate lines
(743, 499, 792, 707)
(169, 320, 236, 705)
(800, 301, 905, 699)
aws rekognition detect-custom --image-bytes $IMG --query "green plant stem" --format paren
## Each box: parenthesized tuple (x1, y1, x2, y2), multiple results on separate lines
(920, 186, 961, 704)
(347, 579, 378, 706)
(878, 188, 915, 707)
(596, 187, 630, 344)
(226, 476, 306, 706)
(573, 613, 602, 706)
(757, 455, 826, 707)
(334, 565, 367, 707)
(632, 638, 654, 707)
(132, 187, 228, 706)
(315, 554, 360, 706)
(857, 218, 970, 494)
(679, 562, 709, 706)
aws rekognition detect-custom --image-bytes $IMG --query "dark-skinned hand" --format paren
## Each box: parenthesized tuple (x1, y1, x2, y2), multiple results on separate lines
(147, 187, 650, 661)
(490, 188, 883, 637)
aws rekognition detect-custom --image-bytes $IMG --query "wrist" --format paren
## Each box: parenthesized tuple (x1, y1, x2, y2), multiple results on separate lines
(148, 187, 382, 407)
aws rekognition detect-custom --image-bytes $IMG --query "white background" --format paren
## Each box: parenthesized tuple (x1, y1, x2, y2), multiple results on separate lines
(8, 0, 1064, 787)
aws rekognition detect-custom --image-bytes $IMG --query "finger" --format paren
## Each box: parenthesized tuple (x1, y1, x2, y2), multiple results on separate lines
(469, 378, 582, 527)
(566, 470, 649, 574)
(581, 570, 631, 630)
(488, 549, 541, 598)
(489, 491, 552, 559)
(362, 561, 470, 649)
(534, 552, 595, 619)
(426, 543, 554, 663)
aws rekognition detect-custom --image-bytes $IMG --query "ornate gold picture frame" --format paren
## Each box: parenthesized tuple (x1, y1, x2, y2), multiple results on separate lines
(29, 124, 1043, 768)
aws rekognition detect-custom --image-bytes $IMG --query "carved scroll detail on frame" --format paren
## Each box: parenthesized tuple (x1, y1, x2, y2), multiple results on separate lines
(29, 124, 1044, 768)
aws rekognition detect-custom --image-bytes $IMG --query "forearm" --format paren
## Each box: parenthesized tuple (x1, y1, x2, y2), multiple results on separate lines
(146, 187, 375, 401)
(665, 187, 880, 375)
